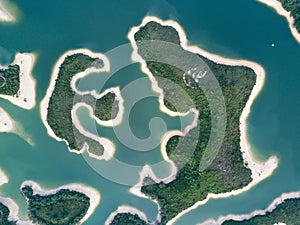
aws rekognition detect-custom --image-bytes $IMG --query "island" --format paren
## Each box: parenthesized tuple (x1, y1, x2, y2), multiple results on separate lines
(40, 49, 123, 160)
(21, 181, 100, 225)
(0, 53, 36, 110)
(108, 16, 278, 225)
(258, 0, 300, 44)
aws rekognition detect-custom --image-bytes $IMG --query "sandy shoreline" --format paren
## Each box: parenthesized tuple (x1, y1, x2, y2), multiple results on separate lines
(199, 191, 300, 224)
(104, 205, 149, 225)
(257, 0, 300, 44)
(0, 53, 37, 110)
(0, 1, 14, 22)
(125, 16, 279, 225)
(40, 49, 121, 158)
(21, 180, 101, 224)
(0, 168, 8, 186)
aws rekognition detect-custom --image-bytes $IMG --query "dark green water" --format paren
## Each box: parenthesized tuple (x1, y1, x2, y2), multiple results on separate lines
(0, 0, 299, 224)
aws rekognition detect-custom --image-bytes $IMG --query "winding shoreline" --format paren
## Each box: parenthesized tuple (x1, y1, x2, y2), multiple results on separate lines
(21, 180, 101, 224)
(40, 49, 123, 158)
(198, 191, 300, 224)
(257, 0, 300, 44)
(0, 53, 37, 110)
(71, 102, 116, 160)
(126, 16, 278, 225)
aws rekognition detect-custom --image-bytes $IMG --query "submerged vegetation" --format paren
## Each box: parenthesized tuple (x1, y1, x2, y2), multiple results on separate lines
(0, 65, 20, 96)
(125, 21, 256, 224)
(222, 197, 300, 225)
(110, 213, 148, 225)
(47, 53, 118, 156)
(279, 0, 300, 33)
(0, 202, 16, 225)
(21, 185, 90, 225)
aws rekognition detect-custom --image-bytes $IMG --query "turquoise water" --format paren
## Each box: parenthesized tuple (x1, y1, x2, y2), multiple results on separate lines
(0, 0, 299, 224)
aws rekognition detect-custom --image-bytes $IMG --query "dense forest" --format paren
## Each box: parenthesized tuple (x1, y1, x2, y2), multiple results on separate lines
(118, 21, 257, 224)
(0, 65, 20, 96)
(21, 185, 90, 225)
(0, 202, 16, 225)
(47, 53, 117, 156)
(279, 0, 300, 33)
(95, 92, 119, 121)
(222, 197, 300, 225)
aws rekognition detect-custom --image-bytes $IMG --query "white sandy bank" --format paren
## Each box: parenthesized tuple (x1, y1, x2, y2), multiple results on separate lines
(0, 1, 14, 22)
(0, 106, 14, 133)
(199, 191, 300, 224)
(0, 168, 8, 186)
(125, 16, 279, 225)
(0, 53, 37, 110)
(21, 180, 100, 224)
(40, 49, 122, 159)
(0, 107, 34, 145)
(257, 0, 300, 44)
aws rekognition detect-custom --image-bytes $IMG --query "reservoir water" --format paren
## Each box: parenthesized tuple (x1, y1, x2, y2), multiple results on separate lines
(0, 0, 300, 224)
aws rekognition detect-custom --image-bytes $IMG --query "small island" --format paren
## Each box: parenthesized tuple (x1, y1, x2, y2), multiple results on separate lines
(41, 49, 122, 159)
(0, 53, 36, 110)
(21, 181, 100, 225)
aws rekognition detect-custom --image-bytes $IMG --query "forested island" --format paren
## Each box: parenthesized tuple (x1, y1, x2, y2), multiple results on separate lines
(47, 53, 118, 156)
(21, 185, 90, 225)
(0, 65, 20, 96)
(0, 202, 16, 225)
(133, 20, 256, 224)
(222, 197, 300, 225)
